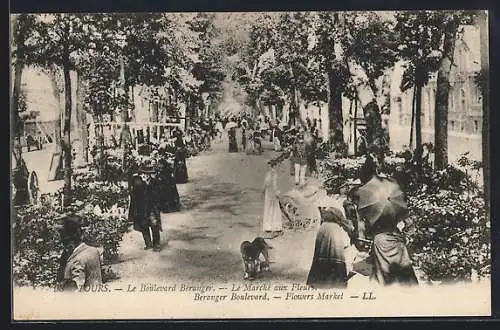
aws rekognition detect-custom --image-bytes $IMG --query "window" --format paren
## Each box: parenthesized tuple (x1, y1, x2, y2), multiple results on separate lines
(451, 120, 455, 130)
(474, 120, 479, 133)
(472, 84, 482, 105)
(460, 88, 467, 113)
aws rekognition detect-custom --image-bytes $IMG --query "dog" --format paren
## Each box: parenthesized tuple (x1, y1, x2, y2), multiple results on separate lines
(240, 237, 272, 280)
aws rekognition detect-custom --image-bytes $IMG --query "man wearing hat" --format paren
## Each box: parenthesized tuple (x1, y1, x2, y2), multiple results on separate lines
(57, 214, 102, 291)
(291, 128, 308, 186)
(128, 162, 163, 252)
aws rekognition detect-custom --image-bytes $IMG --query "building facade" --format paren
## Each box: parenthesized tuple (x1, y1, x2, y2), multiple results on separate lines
(389, 25, 483, 160)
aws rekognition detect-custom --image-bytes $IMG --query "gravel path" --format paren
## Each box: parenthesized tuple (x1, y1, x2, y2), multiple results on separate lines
(110, 137, 329, 286)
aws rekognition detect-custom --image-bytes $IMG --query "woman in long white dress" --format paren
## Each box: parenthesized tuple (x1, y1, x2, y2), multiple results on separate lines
(262, 159, 283, 238)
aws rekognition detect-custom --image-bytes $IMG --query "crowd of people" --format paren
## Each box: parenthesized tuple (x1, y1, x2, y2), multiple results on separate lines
(259, 146, 419, 288)
(55, 110, 417, 291)
(56, 122, 218, 291)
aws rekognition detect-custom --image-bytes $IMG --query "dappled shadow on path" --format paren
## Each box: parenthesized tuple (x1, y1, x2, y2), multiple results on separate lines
(165, 228, 220, 244)
(180, 181, 249, 215)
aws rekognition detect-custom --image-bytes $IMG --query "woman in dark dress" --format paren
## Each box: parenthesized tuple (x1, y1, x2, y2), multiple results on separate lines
(305, 129, 317, 176)
(253, 128, 262, 154)
(306, 207, 355, 288)
(156, 158, 181, 213)
(353, 173, 419, 286)
(228, 127, 238, 152)
(362, 212, 419, 286)
(173, 134, 189, 184)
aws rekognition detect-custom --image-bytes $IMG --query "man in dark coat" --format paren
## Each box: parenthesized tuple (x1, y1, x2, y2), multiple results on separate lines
(128, 165, 163, 252)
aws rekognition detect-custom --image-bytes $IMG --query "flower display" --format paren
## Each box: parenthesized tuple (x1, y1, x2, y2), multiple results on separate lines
(318, 151, 489, 283)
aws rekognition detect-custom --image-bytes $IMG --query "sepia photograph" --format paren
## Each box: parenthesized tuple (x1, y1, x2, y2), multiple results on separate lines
(10, 10, 491, 320)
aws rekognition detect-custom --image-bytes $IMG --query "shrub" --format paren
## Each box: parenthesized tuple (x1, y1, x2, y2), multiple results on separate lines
(317, 151, 489, 283)
(13, 171, 131, 288)
(406, 192, 489, 281)
(12, 204, 63, 288)
(319, 155, 365, 194)
(79, 211, 130, 261)
(13, 202, 130, 288)
(72, 171, 129, 212)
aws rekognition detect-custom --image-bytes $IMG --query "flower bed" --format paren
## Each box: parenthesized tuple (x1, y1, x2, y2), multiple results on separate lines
(317, 152, 490, 283)
(12, 204, 64, 288)
(406, 191, 489, 281)
(71, 171, 129, 212)
(13, 170, 131, 288)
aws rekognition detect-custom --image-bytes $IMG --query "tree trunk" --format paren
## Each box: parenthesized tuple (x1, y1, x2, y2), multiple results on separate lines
(434, 20, 459, 170)
(288, 63, 298, 127)
(12, 58, 24, 154)
(81, 113, 88, 163)
(11, 15, 25, 184)
(415, 84, 423, 153)
(354, 98, 358, 155)
(76, 72, 88, 164)
(410, 85, 416, 148)
(479, 10, 489, 200)
(47, 67, 63, 152)
(328, 69, 343, 144)
(62, 63, 73, 206)
(184, 95, 190, 130)
(130, 85, 136, 122)
(276, 102, 283, 122)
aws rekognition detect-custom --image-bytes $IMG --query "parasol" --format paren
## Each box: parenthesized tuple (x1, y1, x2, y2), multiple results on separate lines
(354, 176, 408, 226)
(225, 121, 238, 130)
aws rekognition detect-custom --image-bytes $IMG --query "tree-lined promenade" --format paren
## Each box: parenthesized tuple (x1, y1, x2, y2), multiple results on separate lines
(12, 11, 488, 207)
(11, 11, 489, 290)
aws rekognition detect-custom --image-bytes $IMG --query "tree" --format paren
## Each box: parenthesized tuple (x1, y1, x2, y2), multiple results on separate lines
(310, 12, 351, 143)
(236, 14, 281, 116)
(434, 13, 463, 170)
(28, 14, 99, 206)
(395, 11, 443, 158)
(477, 10, 489, 200)
(341, 12, 399, 155)
(11, 14, 37, 157)
(186, 13, 226, 115)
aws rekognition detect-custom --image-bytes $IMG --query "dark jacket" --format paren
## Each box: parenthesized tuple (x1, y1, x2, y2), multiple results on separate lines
(292, 140, 308, 165)
(128, 174, 162, 232)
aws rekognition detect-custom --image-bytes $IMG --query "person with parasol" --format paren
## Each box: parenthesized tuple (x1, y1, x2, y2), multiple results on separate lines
(353, 175, 418, 286)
